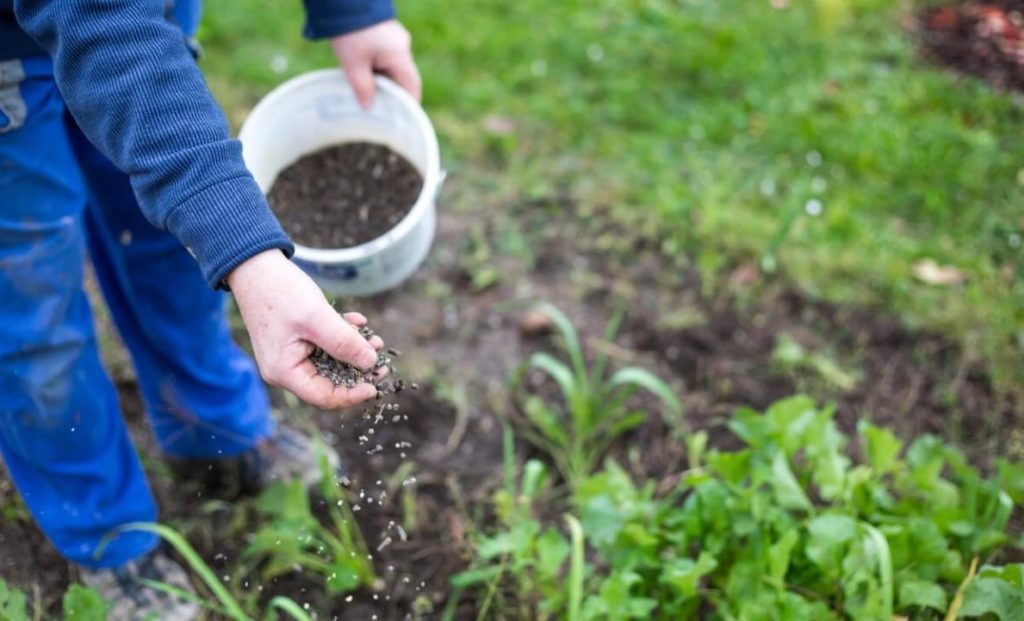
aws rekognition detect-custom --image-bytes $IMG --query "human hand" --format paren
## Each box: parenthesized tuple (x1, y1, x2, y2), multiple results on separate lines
(227, 250, 384, 409)
(330, 19, 421, 109)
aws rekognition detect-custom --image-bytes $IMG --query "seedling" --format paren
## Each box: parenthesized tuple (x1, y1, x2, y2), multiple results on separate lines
(241, 440, 376, 596)
(515, 303, 683, 488)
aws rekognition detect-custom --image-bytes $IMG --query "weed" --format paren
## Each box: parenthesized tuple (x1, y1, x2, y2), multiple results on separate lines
(99, 522, 312, 620)
(460, 395, 1024, 619)
(240, 440, 376, 595)
(514, 303, 682, 488)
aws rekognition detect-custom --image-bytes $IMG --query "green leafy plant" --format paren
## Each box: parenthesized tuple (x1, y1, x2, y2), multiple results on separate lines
(772, 333, 860, 392)
(240, 441, 376, 596)
(61, 585, 111, 621)
(0, 578, 109, 621)
(516, 303, 683, 488)
(448, 426, 575, 621)
(463, 396, 1024, 620)
(0, 577, 29, 621)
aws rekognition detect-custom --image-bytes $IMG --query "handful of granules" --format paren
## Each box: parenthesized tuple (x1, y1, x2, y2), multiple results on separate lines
(308, 325, 417, 398)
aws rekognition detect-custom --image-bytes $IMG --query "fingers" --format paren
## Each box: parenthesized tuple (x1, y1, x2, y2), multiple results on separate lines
(384, 56, 422, 102)
(343, 61, 377, 110)
(282, 367, 378, 410)
(306, 304, 378, 370)
(342, 312, 383, 350)
(343, 311, 368, 326)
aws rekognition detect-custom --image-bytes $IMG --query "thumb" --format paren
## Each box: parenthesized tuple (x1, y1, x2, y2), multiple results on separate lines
(344, 61, 377, 110)
(307, 305, 379, 370)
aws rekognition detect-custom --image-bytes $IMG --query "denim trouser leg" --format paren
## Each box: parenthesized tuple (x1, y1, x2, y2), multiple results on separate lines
(0, 56, 158, 568)
(0, 50, 272, 568)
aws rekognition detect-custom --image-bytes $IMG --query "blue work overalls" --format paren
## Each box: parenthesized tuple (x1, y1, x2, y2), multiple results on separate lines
(0, 0, 275, 568)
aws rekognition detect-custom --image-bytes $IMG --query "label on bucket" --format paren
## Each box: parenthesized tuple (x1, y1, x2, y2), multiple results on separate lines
(296, 257, 371, 281)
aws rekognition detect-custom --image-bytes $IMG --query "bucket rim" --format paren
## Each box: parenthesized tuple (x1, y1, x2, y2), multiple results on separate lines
(239, 68, 442, 264)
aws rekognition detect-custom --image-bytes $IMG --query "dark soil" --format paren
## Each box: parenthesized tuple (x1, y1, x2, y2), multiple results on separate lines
(919, 0, 1024, 92)
(268, 142, 423, 249)
(0, 189, 1019, 619)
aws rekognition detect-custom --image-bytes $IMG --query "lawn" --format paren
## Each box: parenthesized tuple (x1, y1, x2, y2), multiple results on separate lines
(199, 0, 1023, 393)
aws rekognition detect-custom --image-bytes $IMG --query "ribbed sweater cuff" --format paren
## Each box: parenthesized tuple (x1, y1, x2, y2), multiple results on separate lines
(304, 2, 396, 39)
(165, 176, 294, 289)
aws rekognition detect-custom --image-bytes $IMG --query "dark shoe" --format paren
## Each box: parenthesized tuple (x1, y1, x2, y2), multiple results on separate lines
(235, 425, 342, 492)
(79, 548, 199, 621)
(166, 424, 343, 496)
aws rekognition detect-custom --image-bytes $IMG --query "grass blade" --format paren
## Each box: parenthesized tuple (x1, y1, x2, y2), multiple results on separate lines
(589, 303, 625, 388)
(608, 367, 684, 427)
(135, 577, 229, 616)
(264, 596, 314, 621)
(529, 352, 578, 407)
(534, 303, 587, 385)
(565, 514, 585, 621)
(100, 522, 249, 620)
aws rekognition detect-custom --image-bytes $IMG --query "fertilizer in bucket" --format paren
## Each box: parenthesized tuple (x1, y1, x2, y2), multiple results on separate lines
(239, 69, 442, 297)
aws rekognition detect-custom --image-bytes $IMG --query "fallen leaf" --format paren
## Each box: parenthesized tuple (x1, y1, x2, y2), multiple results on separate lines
(913, 259, 966, 286)
(519, 309, 555, 336)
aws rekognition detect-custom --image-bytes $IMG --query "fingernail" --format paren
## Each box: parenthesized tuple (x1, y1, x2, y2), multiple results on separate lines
(358, 349, 378, 370)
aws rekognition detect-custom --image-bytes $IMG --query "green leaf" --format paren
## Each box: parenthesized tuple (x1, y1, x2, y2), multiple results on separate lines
(769, 452, 813, 511)
(861, 523, 894, 619)
(707, 449, 751, 485)
(763, 395, 818, 454)
(897, 579, 948, 611)
(533, 303, 586, 383)
(565, 514, 585, 621)
(265, 596, 314, 621)
(729, 407, 771, 448)
(805, 514, 857, 573)
(254, 482, 314, 524)
(0, 579, 28, 621)
(860, 422, 903, 475)
(804, 407, 849, 500)
(62, 585, 112, 621)
(325, 562, 362, 594)
(450, 565, 504, 589)
(523, 395, 568, 447)
(958, 577, 1024, 620)
(687, 431, 708, 470)
(477, 532, 517, 559)
(979, 564, 1024, 589)
(521, 459, 550, 500)
(590, 571, 658, 619)
(995, 460, 1024, 504)
(768, 529, 799, 583)
(536, 528, 570, 581)
(607, 366, 684, 426)
(661, 552, 719, 597)
(606, 411, 649, 439)
(529, 352, 579, 412)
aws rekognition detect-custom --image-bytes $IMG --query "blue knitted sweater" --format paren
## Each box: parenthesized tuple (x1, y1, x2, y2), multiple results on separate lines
(1, 0, 394, 288)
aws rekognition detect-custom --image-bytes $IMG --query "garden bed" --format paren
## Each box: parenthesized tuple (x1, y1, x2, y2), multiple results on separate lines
(1, 187, 1016, 618)
(919, 0, 1024, 91)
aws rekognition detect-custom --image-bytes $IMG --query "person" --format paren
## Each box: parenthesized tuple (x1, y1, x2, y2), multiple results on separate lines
(0, 0, 421, 617)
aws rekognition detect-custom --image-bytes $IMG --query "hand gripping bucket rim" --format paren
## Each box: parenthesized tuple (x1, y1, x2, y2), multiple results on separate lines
(238, 68, 442, 292)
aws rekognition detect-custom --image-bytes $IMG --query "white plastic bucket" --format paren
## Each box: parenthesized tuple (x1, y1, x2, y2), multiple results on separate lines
(238, 69, 442, 297)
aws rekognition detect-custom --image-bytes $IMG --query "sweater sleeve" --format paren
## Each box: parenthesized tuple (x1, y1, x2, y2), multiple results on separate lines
(14, 0, 294, 289)
(301, 0, 395, 39)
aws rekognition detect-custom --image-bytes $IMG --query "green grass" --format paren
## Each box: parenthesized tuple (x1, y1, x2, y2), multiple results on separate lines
(198, 0, 1023, 392)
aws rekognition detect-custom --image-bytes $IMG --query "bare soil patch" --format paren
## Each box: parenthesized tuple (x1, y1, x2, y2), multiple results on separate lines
(919, 0, 1024, 92)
